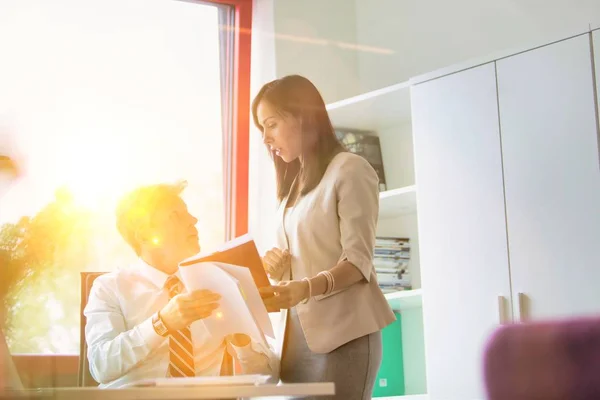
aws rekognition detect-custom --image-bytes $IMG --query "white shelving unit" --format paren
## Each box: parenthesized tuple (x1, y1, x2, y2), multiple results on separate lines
(379, 185, 417, 218)
(327, 82, 427, 398)
(327, 81, 411, 130)
(385, 288, 422, 311)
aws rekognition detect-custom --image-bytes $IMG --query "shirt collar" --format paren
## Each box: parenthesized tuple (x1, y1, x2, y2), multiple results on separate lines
(134, 258, 181, 289)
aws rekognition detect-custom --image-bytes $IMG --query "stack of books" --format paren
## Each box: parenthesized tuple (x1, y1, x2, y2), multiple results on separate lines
(374, 237, 411, 293)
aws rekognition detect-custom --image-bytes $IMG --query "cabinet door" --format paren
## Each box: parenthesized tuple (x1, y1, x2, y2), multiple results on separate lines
(412, 63, 512, 400)
(497, 34, 600, 321)
(595, 30, 600, 115)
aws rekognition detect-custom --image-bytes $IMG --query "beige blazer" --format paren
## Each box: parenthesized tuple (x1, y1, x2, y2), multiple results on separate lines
(275, 152, 395, 354)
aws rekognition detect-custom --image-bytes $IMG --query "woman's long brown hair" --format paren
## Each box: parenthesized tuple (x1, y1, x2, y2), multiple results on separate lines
(251, 75, 345, 203)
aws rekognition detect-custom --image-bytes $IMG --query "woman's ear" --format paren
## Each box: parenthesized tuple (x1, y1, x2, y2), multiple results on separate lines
(298, 111, 316, 133)
(295, 115, 308, 140)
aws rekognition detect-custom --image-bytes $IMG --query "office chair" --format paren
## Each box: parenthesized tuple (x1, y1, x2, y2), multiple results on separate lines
(0, 330, 24, 390)
(78, 272, 104, 387)
(484, 316, 600, 400)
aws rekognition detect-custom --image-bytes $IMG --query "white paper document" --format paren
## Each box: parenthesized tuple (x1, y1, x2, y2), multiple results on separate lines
(178, 262, 274, 346)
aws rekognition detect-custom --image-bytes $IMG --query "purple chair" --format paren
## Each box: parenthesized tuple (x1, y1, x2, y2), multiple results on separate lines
(484, 316, 600, 400)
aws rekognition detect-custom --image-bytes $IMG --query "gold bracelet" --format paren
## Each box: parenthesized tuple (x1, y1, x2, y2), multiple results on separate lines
(318, 271, 335, 295)
(325, 271, 335, 294)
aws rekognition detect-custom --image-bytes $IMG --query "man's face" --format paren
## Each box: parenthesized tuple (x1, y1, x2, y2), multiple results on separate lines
(147, 196, 200, 264)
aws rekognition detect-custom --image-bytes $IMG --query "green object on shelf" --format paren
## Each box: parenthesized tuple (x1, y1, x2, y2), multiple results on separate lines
(372, 311, 405, 397)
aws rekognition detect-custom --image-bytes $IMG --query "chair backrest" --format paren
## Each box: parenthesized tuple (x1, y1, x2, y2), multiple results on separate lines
(0, 329, 23, 390)
(78, 272, 105, 387)
(484, 316, 600, 400)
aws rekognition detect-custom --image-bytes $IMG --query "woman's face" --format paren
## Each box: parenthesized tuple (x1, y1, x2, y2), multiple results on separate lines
(256, 100, 302, 163)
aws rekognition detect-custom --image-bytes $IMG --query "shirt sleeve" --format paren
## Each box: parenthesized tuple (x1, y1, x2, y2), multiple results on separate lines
(227, 339, 280, 383)
(335, 154, 379, 282)
(84, 275, 167, 384)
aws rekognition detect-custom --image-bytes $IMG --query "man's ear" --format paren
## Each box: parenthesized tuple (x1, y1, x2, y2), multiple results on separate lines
(149, 235, 162, 246)
(134, 227, 162, 248)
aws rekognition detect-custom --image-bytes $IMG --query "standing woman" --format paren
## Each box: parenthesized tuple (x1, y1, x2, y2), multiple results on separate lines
(253, 75, 395, 400)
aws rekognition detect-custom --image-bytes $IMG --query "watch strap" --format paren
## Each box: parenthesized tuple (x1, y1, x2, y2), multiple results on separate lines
(152, 312, 169, 337)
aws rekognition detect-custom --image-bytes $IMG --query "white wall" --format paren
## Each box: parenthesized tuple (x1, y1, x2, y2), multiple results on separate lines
(255, 0, 600, 100)
(249, 0, 277, 254)
(272, 0, 360, 103)
(378, 123, 414, 189)
(355, 0, 600, 93)
(249, 0, 283, 347)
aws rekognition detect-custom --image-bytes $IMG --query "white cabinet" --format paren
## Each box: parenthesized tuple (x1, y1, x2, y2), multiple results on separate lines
(496, 34, 600, 321)
(413, 32, 600, 400)
(411, 63, 512, 400)
(595, 30, 600, 116)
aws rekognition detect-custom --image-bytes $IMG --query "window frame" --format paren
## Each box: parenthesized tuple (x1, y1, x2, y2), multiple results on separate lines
(212, 0, 253, 239)
(10, 0, 253, 376)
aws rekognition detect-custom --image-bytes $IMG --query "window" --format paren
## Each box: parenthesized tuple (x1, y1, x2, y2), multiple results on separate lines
(0, 0, 252, 354)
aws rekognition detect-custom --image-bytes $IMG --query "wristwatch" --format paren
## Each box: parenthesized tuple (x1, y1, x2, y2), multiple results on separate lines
(152, 312, 169, 337)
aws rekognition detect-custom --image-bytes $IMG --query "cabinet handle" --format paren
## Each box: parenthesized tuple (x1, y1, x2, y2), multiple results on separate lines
(517, 292, 528, 322)
(497, 295, 507, 324)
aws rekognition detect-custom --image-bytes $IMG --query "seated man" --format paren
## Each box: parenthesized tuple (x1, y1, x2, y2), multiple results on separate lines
(84, 182, 278, 388)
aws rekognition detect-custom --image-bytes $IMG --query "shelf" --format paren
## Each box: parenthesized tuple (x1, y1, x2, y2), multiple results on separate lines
(374, 394, 428, 400)
(384, 289, 422, 310)
(379, 185, 417, 219)
(326, 81, 411, 131)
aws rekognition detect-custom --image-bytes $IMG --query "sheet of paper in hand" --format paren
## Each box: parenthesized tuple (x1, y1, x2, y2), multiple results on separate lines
(179, 233, 270, 290)
(179, 262, 274, 345)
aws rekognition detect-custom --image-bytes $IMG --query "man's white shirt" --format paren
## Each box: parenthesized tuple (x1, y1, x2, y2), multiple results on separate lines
(84, 259, 279, 388)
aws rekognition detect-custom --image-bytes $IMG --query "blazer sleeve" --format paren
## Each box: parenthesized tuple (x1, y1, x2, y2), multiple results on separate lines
(334, 154, 379, 281)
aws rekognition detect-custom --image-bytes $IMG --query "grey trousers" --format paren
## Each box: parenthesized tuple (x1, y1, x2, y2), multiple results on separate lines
(280, 308, 383, 400)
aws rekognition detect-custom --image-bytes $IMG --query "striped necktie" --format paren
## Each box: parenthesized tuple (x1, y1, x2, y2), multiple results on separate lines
(164, 275, 195, 377)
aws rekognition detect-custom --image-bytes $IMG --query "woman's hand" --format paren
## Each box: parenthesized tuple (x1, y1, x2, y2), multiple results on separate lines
(226, 333, 251, 347)
(262, 248, 291, 280)
(259, 280, 309, 311)
(259, 289, 283, 313)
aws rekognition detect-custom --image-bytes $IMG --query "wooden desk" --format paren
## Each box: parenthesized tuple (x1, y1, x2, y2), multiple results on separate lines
(0, 382, 335, 400)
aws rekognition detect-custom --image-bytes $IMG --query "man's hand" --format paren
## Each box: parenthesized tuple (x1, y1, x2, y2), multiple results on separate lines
(262, 248, 291, 280)
(259, 280, 309, 311)
(159, 290, 221, 332)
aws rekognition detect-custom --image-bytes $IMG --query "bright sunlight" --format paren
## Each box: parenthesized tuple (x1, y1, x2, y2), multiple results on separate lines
(0, 0, 227, 353)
